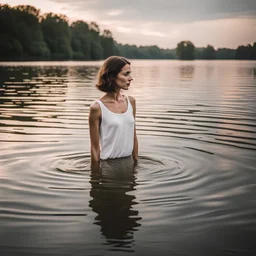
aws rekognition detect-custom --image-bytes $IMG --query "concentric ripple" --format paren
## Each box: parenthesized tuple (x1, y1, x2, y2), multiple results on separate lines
(1, 60, 256, 255)
(50, 152, 92, 174)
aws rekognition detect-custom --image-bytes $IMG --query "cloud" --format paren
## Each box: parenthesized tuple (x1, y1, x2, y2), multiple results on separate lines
(4, 0, 256, 22)
(2, 0, 256, 48)
(49, 0, 256, 22)
(106, 9, 124, 17)
(108, 17, 256, 49)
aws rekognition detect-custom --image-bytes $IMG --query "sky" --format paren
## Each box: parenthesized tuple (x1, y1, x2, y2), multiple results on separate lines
(1, 0, 256, 49)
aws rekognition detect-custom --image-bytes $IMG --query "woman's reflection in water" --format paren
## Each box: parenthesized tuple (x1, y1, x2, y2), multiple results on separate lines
(89, 156, 142, 252)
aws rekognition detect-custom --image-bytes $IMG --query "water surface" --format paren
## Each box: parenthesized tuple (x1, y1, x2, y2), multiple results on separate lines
(0, 60, 256, 256)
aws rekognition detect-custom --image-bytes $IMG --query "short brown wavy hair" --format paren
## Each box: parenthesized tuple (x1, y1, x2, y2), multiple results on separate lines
(96, 56, 130, 92)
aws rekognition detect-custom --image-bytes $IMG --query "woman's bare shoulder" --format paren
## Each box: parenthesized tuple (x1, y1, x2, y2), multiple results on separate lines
(128, 95, 136, 104)
(89, 101, 101, 115)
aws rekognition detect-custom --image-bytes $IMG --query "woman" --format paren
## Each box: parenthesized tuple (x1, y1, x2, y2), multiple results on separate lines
(89, 56, 138, 167)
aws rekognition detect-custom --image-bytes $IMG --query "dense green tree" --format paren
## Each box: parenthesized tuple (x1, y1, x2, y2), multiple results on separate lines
(176, 41, 195, 60)
(116, 44, 140, 59)
(202, 45, 216, 59)
(142, 45, 163, 59)
(71, 20, 91, 60)
(90, 40, 104, 60)
(236, 44, 253, 60)
(0, 5, 23, 58)
(196, 45, 216, 59)
(116, 44, 176, 59)
(161, 49, 176, 59)
(0, 35, 23, 58)
(215, 48, 236, 59)
(0, 4, 255, 61)
(0, 4, 50, 59)
(195, 47, 203, 59)
(88, 22, 103, 60)
(0, 5, 19, 58)
(101, 29, 119, 58)
(15, 5, 50, 58)
(252, 42, 256, 59)
(41, 13, 72, 59)
(14, 5, 50, 58)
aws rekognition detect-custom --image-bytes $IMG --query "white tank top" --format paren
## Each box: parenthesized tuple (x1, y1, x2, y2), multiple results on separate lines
(96, 96, 135, 160)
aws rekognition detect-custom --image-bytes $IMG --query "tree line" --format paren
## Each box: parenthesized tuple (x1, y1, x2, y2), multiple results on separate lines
(0, 4, 255, 61)
(176, 41, 256, 60)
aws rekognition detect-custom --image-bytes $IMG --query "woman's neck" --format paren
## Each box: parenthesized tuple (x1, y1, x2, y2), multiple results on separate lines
(105, 90, 123, 102)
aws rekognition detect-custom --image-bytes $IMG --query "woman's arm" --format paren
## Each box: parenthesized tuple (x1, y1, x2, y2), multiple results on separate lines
(129, 96, 138, 162)
(133, 127, 138, 162)
(89, 102, 101, 165)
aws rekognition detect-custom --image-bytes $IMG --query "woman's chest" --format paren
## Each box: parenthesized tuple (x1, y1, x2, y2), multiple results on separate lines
(103, 101, 128, 114)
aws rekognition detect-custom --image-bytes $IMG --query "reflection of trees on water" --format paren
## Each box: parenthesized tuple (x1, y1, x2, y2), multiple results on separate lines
(0, 65, 97, 123)
(253, 68, 256, 79)
(89, 157, 142, 252)
(0, 66, 69, 85)
(0, 66, 69, 122)
(179, 65, 195, 80)
(67, 66, 99, 81)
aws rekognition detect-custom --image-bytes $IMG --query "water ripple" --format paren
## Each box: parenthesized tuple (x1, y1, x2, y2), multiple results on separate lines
(1, 61, 256, 255)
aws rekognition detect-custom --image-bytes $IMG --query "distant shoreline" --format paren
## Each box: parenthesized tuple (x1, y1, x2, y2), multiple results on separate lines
(1, 59, 256, 62)
(1, 4, 256, 61)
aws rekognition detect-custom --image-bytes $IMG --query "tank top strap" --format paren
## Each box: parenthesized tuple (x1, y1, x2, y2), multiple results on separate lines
(95, 100, 106, 118)
(95, 99, 104, 109)
(126, 95, 130, 104)
(126, 95, 133, 112)
(96, 96, 131, 112)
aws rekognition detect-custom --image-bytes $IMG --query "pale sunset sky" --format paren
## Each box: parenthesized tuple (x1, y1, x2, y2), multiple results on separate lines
(1, 0, 256, 49)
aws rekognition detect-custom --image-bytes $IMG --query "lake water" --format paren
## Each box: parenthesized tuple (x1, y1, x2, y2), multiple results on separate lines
(0, 60, 256, 256)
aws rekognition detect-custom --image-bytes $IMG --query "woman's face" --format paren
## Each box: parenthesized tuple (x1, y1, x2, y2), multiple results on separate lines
(114, 64, 133, 90)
